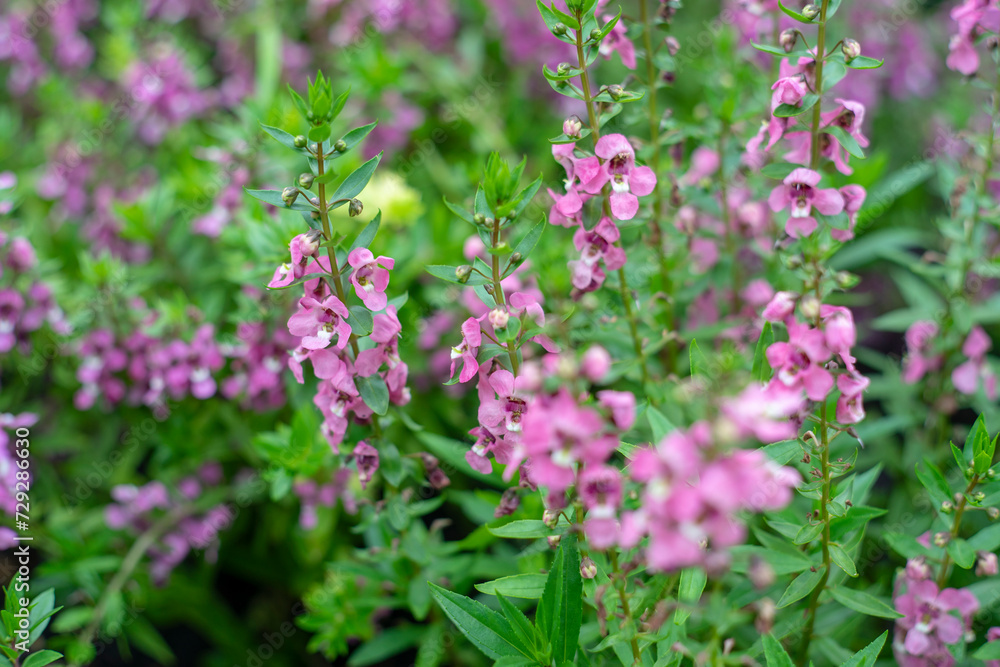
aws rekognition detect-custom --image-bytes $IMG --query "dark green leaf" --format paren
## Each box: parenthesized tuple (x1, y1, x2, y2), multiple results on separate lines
(537, 535, 581, 664)
(824, 125, 865, 159)
(828, 587, 902, 619)
(763, 634, 795, 667)
(350, 210, 382, 252)
(245, 188, 315, 212)
(752, 322, 774, 383)
(356, 374, 389, 415)
(675, 568, 707, 625)
(829, 544, 858, 577)
(777, 568, 824, 608)
(21, 652, 62, 667)
(329, 153, 383, 207)
(773, 94, 819, 117)
(839, 631, 887, 667)
(476, 574, 548, 600)
(846, 56, 884, 69)
(429, 584, 524, 661)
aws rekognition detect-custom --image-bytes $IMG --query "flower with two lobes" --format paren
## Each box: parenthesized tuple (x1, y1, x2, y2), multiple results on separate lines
(768, 168, 845, 238)
(583, 133, 657, 221)
(347, 248, 394, 311)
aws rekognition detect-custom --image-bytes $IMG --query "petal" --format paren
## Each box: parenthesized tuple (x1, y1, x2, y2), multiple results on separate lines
(610, 191, 639, 220)
(595, 133, 633, 160)
(629, 166, 657, 196)
(786, 168, 821, 187)
(768, 185, 789, 212)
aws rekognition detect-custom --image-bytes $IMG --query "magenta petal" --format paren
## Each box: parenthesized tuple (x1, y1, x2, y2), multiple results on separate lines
(595, 133, 633, 160)
(785, 215, 818, 238)
(812, 187, 845, 215)
(610, 191, 639, 220)
(629, 166, 656, 196)
(768, 185, 789, 212)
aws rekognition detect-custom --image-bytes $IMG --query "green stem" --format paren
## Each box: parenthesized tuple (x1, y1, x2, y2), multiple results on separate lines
(937, 475, 980, 588)
(610, 550, 642, 665)
(76, 506, 196, 659)
(573, 13, 650, 387)
(798, 400, 832, 663)
(808, 0, 831, 170)
(491, 218, 520, 375)
(316, 145, 382, 438)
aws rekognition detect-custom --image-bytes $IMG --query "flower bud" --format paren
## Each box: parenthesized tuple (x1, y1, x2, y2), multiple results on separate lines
(542, 509, 559, 528)
(298, 172, 314, 189)
(547, 534, 561, 548)
(779, 29, 797, 53)
(800, 295, 820, 320)
(484, 284, 495, 294)
(989, 468, 996, 479)
(989, 507, 1000, 520)
(310, 196, 320, 208)
(590, 28, 602, 42)
(306, 110, 315, 123)
(581, 345, 612, 382)
(302, 230, 323, 257)
(941, 500, 954, 513)
(455, 265, 473, 284)
(349, 198, 364, 217)
(557, 62, 572, 75)
(552, 22, 568, 36)
(975, 491, 987, 502)
(665, 36, 680, 56)
(489, 308, 510, 330)
(508, 252, 523, 266)
(977, 551, 999, 576)
(835, 271, 858, 288)
(801, 4, 820, 19)
(334, 139, 348, 153)
(293, 135, 307, 148)
(842, 39, 861, 61)
(581, 557, 598, 579)
(473, 213, 487, 226)
(607, 84, 625, 101)
(281, 186, 299, 207)
(563, 116, 583, 138)
(906, 557, 931, 581)
(933, 531, 951, 547)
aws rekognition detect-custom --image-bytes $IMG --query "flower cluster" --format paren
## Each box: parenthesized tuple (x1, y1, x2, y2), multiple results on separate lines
(946, 0, 1000, 76)
(104, 466, 232, 584)
(893, 556, 980, 666)
(276, 233, 409, 454)
(548, 134, 656, 291)
(0, 234, 70, 363)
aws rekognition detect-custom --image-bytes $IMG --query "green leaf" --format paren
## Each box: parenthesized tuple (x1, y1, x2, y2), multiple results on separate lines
(915, 459, 952, 509)
(245, 188, 315, 212)
(537, 534, 582, 664)
(647, 407, 676, 442)
(776, 568, 824, 608)
(415, 432, 507, 489)
(773, 94, 819, 117)
(824, 125, 865, 159)
(846, 56, 883, 69)
(347, 305, 374, 337)
(495, 593, 541, 658)
(947, 538, 976, 569)
(426, 265, 490, 286)
(510, 220, 546, 266)
(752, 322, 774, 384)
(329, 153, 383, 207)
(828, 587, 902, 619)
(838, 631, 887, 667)
(350, 210, 382, 252)
(966, 414, 989, 461)
(356, 375, 389, 416)
(777, 0, 815, 22)
(951, 442, 967, 473)
(689, 339, 710, 378)
(21, 652, 62, 667)
(334, 122, 378, 157)
(536, 0, 580, 40)
(348, 626, 425, 666)
(428, 583, 524, 660)
(476, 574, 548, 599)
(750, 42, 813, 59)
(488, 520, 559, 539)
(309, 124, 331, 143)
(763, 634, 795, 667)
(829, 544, 858, 577)
(883, 532, 934, 560)
(975, 641, 1000, 660)
(675, 568, 707, 625)
(259, 123, 310, 155)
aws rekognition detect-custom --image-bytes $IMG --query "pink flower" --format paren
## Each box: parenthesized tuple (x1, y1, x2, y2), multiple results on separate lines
(953, 326, 997, 399)
(894, 577, 979, 664)
(570, 217, 626, 291)
(766, 321, 834, 401)
(347, 248, 394, 311)
(762, 291, 797, 323)
(581, 346, 611, 382)
(903, 321, 943, 384)
(597, 390, 635, 431)
(835, 184, 867, 241)
(680, 147, 720, 187)
(584, 134, 657, 220)
(768, 168, 845, 237)
(450, 317, 483, 383)
(353, 441, 379, 489)
(287, 295, 352, 350)
(579, 465, 622, 549)
(771, 75, 809, 110)
(836, 374, 869, 424)
(598, 15, 636, 69)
